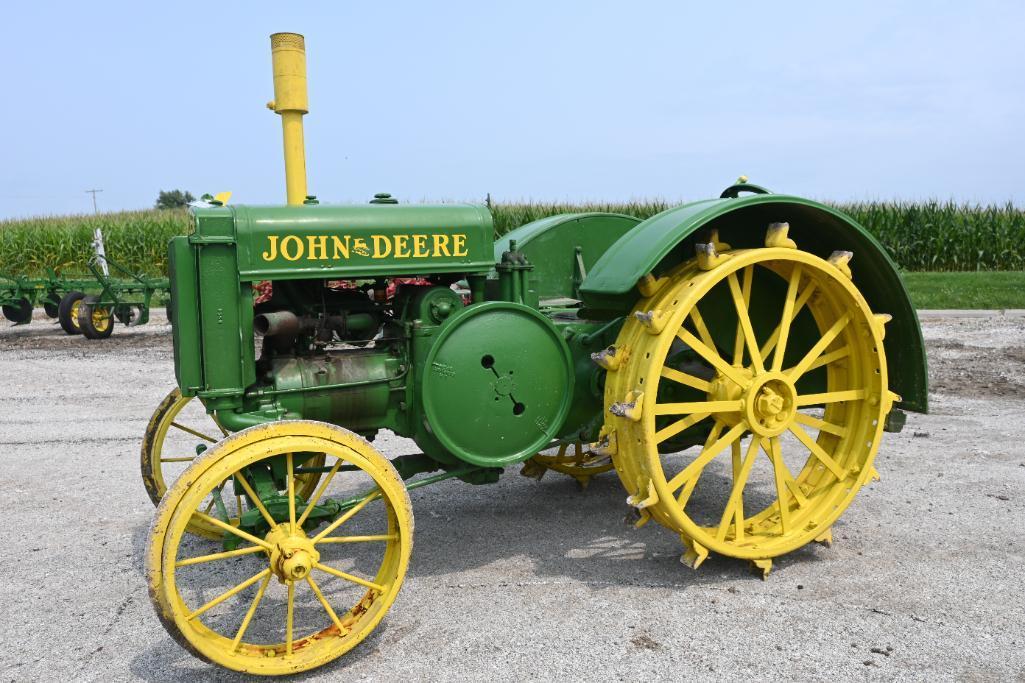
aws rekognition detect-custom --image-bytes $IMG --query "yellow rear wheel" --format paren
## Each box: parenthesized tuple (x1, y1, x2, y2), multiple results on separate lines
(146, 420, 413, 675)
(141, 389, 324, 539)
(603, 225, 894, 571)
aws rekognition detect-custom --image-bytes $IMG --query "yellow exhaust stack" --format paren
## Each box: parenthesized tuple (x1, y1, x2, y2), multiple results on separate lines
(267, 32, 309, 205)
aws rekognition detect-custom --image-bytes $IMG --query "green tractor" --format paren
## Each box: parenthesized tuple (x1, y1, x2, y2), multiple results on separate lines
(143, 33, 926, 675)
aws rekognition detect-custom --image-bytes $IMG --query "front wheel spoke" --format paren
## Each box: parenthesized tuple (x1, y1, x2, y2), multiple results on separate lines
(789, 423, 848, 480)
(787, 312, 851, 381)
(159, 456, 196, 463)
(676, 328, 748, 388)
(306, 574, 347, 633)
(317, 534, 398, 544)
(728, 268, 764, 373)
(297, 456, 343, 528)
(795, 389, 866, 407)
(666, 421, 747, 493)
(285, 580, 295, 656)
(287, 453, 297, 532)
(654, 412, 711, 445)
(192, 511, 274, 551)
(312, 491, 381, 543)
(231, 574, 271, 651)
(314, 562, 385, 593)
(653, 400, 743, 416)
(660, 366, 712, 393)
(176, 544, 265, 568)
(233, 473, 279, 531)
(794, 412, 847, 437)
(170, 421, 218, 444)
(716, 437, 761, 542)
(187, 568, 271, 621)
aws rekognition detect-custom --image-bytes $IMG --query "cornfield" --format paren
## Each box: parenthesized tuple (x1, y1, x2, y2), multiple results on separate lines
(1, 200, 1022, 276)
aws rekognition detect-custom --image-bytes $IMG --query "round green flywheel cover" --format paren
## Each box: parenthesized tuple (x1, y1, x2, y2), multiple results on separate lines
(421, 301, 575, 467)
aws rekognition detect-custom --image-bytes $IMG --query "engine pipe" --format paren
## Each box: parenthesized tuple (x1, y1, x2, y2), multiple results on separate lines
(267, 32, 309, 206)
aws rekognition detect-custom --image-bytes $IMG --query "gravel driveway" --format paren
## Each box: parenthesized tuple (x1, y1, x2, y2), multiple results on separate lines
(1, 311, 1023, 681)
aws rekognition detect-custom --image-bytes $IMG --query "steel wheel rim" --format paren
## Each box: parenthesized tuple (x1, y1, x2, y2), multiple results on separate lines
(142, 390, 325, 538)
(610, 246, 890, 560)
(149, 422, 412, 674)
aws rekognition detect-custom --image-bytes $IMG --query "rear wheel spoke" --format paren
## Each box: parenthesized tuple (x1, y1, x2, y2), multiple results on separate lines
(666, 421, 747, 493)
(676, 328, 749, 388)
(654, 412, 711, 444)
(772, 265, 803, 371)
(715, 438, 761, 542)
(653, 400, 743, 416)
(795, 389, 865, 407)
(759, 281, 818, 360)
(728, 267, 764, 373)
(660, 366, 712, 393)
(787, 312, 851, 381)
(789, 423, 847, 479)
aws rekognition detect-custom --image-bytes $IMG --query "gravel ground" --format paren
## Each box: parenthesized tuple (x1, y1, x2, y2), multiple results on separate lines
(0, 311, 1023, 682)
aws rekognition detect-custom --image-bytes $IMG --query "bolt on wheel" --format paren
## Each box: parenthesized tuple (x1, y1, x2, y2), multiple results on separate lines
(142, 388, 324, 538)
(147, 420, 413, 675)
(603, 224, 895, 571)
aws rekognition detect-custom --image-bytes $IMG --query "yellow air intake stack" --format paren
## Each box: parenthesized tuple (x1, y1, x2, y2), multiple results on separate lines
(268, 32, 309, 206)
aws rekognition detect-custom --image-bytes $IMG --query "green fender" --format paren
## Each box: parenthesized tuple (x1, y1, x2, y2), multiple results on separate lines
(495, 213, 641, 301)
(579, 194, 928, 413)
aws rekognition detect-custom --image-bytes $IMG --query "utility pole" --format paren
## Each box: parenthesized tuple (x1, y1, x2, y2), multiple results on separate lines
(85, 188, 103, 213)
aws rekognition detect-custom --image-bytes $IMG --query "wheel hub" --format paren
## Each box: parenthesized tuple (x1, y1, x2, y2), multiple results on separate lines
(266, 525, 320, 583)
(744, 373, 797, 437)
(708, 366, 753, 427)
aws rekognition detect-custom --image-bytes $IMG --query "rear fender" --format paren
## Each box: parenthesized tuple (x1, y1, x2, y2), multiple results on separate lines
(579, 195, 928, 413)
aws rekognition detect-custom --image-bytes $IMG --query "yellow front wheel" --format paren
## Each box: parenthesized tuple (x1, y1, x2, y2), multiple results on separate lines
(146, 420, 413, 675)
(603, 224, 895, 573)
(141, 389, 324, 539)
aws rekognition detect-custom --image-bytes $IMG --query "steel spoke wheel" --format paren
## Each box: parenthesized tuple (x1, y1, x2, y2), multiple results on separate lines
(522, 441, 614, 488)
(604, 224, 895, 572)
(142, 388, 324, 539)
(147, 420, 413, 675)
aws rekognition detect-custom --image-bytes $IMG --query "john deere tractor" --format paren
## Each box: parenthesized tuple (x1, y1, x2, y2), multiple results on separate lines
(142, 33, 926, 674)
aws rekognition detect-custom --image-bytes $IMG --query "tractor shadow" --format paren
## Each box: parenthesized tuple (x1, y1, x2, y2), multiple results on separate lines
(400, 462, 830, 588)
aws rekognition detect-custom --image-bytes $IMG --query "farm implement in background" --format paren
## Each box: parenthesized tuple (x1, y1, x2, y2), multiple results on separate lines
(1, 268, 96, 328)
(0, 228, 169, 338)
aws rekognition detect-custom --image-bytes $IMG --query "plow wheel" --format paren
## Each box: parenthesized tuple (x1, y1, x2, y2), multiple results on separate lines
(602, 224, 894, 575)
(147, 420, 412, 675)
(141, 388, 325, 539)
(1, 297, 33, 324)
(77, 295, 114, 339)
(522, 441, 614, 488)
(57, 291, 85, 335)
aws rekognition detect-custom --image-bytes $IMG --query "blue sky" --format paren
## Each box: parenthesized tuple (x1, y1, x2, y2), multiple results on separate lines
(2, 1, 1023, 218)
